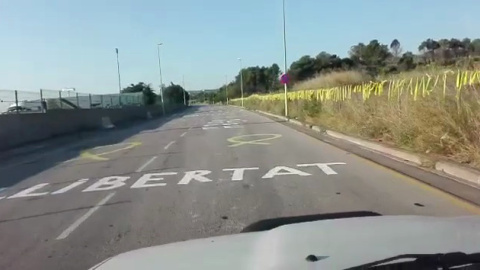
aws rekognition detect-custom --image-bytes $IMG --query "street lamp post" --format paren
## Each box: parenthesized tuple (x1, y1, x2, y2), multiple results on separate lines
(282, 0, 289, 117)
(115, 48, 122, 94)
(237, 58, 244, 107)
(157, 43, 166, 115)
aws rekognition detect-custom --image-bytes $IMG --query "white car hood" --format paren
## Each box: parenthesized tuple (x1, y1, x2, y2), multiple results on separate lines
(91, 215, 480, 269)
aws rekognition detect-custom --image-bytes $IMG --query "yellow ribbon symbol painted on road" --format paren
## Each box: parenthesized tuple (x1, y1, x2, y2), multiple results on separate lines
(80, 141, 142, 161)
(227, 134, 282, 147)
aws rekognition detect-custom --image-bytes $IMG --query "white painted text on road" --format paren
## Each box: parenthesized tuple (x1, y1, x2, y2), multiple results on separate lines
(223, 167, 259, 181)
(4, 162, 346, 200)
(82, 176, 130, 192)
(131, 172, 177, 188)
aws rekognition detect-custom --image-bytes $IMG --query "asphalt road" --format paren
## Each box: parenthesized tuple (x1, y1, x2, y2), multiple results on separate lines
(0, 105, 479, 269)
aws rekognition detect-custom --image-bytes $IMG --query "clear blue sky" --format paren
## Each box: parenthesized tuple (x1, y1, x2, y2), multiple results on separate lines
(0, 0, 479, 93)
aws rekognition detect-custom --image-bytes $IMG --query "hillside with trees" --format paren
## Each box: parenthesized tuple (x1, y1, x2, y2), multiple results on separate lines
(202, 38, 480, 103)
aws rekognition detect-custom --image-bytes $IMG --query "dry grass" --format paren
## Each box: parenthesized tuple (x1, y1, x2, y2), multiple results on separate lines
(234, 69, 480, 168)
(292, 70, 371, 91)
(379, 66, 453, 81)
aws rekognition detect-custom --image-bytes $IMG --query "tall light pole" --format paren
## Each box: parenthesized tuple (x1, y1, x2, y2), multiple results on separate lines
(237, 58, 244, 107)
(282, 0, 289, 117)
(115, 48, 122, 94)
(225, 75, 229, 105)
(157, 43, 166, 115)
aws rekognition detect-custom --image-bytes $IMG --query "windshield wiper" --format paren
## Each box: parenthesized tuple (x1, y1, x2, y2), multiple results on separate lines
(344, 252, 480, 269)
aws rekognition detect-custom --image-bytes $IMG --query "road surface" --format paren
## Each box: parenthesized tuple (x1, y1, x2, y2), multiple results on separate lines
(0, 105, 478, 269)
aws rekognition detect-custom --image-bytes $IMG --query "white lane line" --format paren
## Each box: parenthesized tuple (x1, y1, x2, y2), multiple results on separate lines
(164, 141, 176, 150)
(56, 192, 116, 240)
(135, 156, 158, 173)
(180, 132, 187, 137)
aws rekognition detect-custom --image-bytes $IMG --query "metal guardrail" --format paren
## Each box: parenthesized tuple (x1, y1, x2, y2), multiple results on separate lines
(0, 89, 143, 114)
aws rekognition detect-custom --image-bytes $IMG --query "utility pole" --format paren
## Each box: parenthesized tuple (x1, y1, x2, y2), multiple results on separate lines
(282, 0, 289, 117)
(157, 43, 166, 115)
(237, 58, 244, 107)
(115, 48, 122, 94)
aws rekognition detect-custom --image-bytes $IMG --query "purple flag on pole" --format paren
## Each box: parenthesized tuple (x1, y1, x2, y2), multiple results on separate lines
(280, 73, 289, 84)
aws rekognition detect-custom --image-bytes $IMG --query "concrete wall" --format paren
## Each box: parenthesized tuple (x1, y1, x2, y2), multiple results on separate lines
(0, 106, 165, 151)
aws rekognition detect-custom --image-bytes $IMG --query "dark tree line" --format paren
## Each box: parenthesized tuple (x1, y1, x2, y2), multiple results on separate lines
(418, 38, 480, 65)
(121, 82, 189, 106)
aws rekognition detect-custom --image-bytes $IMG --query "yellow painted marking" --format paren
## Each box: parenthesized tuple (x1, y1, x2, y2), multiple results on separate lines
(227, 134, 282, 147)
(79, 142, 142, 161)
(80, 151, 109, 161)
(95, 142, 142, 156)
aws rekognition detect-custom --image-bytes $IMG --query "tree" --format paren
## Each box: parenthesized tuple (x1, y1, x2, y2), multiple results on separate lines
(349, 43, 366, 62)
(223, 64, 283, 98)
(163, 83, 189, 105)
(349, 40, 390, 75)
(351, 40, 390, 66)
(266, 64, 281, 92)
(121, 82, 151, 93)
(427, 39, 440, 56)
(448, 38, 465, 57)
(121, 82, 157, 105)
(390, 39, 403, 58)
(314, 51, 332, 70)
(462, 38, 471, 51)
(418, 41, 428, 53)
(398, 52, 416, 71)
(418, 39, 440, 62)
(438, 39, 450, 49)
(470, 39, 480, 55)
(340, 57, 356, 69)
(289, 55, 316, 83)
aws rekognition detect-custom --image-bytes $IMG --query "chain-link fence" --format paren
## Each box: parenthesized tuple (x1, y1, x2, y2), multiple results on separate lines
(0, 89, 144, 114)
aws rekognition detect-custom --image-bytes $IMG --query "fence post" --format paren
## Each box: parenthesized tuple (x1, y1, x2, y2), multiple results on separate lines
(40, 89, 44, 112)
(119, 95, 122, 107)
(76, 93, 80, 108)
(110, 96, 113, 108)
(89, 94, 92, 109)
(59, 91, 63, 109)
(14, 90, 19, 114)
(100, 95, 103, 108)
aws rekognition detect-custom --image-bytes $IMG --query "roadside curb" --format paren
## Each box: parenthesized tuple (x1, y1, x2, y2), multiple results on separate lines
(254, 110, 288, 121)
(325, 130, 423, 166)
(435, 161, 480, 186)
(229, 105, 245, 110)
(253, 109, 480, 191)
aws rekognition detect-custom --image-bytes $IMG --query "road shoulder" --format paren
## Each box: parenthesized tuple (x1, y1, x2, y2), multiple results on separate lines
(250, 109, 480, 207)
